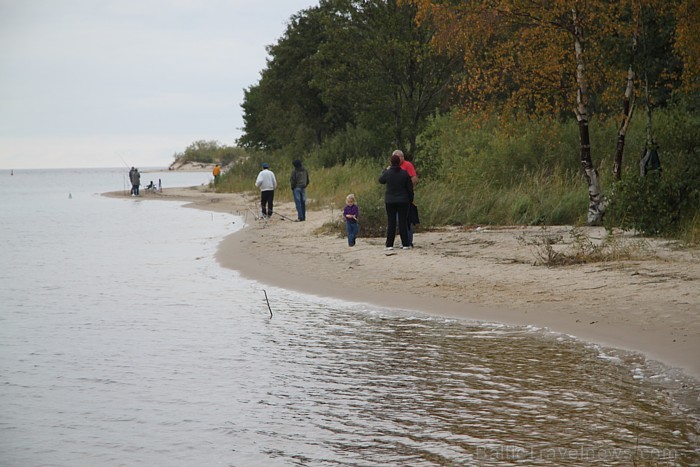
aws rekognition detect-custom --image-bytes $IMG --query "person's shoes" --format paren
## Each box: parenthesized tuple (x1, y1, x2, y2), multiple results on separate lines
(402, 246, 412, 250)
(384, 246, 394, 251)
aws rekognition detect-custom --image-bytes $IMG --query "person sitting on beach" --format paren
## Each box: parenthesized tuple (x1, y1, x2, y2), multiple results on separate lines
(145, 181, 155, 191)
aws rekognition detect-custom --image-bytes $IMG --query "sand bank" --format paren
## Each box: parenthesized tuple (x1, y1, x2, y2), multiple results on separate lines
(106, 186, 700, 380)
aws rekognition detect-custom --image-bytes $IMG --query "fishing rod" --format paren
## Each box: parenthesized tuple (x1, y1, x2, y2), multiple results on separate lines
(118, 154, 135, 196)
(246, 204, 266, 222)
(246, 203, 295, 223)
(119, 156, 130, 195)
(272, 211, 296, 222)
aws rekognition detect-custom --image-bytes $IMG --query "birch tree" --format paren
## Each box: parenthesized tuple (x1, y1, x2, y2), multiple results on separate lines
(406, 0, 685, 224)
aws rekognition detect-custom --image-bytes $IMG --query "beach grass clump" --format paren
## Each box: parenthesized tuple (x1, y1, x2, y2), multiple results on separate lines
(412, 166, 587, 229)
(412, 112, 591, 228)
(518, 227, 654, 267)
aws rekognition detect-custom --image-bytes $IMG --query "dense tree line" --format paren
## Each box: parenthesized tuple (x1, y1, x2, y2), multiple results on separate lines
(230, 0, 697, 236)
(238, 0, 461, 162)
(239, 0, 695, 156)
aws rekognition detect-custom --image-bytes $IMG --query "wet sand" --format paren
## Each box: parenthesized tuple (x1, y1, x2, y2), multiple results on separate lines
(107, 186, 700, 380)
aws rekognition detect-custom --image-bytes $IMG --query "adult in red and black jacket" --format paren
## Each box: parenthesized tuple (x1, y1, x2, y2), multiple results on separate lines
(378, 154, 414, 250)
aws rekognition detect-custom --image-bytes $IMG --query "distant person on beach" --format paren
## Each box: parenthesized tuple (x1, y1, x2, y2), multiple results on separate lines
(255, 163, 277, 219)
(145, 181, 155, 191)
(343, 194, 359, 247)
(379, 154, 413, 251)
(393, 149, 418, 247)
(212, 164, 221, 184)
(129, 167, 141, 196)
(290, 159, 310, 222)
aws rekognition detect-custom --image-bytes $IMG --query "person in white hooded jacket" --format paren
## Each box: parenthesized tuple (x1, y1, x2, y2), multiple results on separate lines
(255, 163, 277, 218)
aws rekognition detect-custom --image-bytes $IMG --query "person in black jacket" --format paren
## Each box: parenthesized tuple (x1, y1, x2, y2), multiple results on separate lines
(378, 154, 413, 250)
(290, 159, 310, 221)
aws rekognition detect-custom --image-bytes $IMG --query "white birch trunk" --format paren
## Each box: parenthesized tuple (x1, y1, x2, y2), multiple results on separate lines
(613, 66, 636, 181)
(572, 7, 604, 225)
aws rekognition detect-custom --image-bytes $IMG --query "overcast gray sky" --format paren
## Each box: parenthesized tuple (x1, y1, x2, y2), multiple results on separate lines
(0, 0, 317, 169)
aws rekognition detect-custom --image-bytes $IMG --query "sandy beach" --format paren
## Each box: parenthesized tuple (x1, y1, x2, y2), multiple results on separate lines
(109, 185, 700, 381)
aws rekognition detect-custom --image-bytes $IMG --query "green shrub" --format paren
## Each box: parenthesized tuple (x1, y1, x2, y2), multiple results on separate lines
(605, 102, 700, 239)
(175, 140, 248, 165)
(306, 124, 388, 168)
(606, 163, 700, 236)
(353, 188, 388, 238)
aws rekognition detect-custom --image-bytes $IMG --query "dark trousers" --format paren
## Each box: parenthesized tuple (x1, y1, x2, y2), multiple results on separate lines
(293, 187, 306, 221)
(397, 214, 414, 247)
(261, 190, 274, 217)
(346, 221, 359, 246)
(385, 202, 409, 248)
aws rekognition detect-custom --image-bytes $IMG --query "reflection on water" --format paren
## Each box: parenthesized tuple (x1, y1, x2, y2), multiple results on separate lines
(222, 300, 699, 465)
(0, 169, 698, 465)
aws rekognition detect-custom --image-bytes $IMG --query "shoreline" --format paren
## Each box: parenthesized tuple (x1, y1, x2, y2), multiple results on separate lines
(105, 186, 700, 381)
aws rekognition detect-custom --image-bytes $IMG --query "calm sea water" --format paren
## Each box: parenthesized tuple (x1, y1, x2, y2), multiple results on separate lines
(1, 168, 698, 466)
